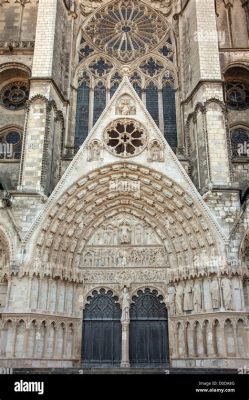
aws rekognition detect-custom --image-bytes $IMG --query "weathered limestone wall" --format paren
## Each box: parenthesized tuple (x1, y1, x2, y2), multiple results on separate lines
(0, 0, 38, 42)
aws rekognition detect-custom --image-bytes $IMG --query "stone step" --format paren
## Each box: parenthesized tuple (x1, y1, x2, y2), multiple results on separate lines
(12, 367, 238, 375)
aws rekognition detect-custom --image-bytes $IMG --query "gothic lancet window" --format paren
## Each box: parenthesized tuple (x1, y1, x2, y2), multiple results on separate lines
(93, 81, 106, 125)
(231, 127, 249, 158)
(130, 73, 142, 98)
(74, 0, 178, 152)
(162, 74, 177, 149)
(0, 128, 22, 160)
(75, 73, 90, 150)
(110, 72, 122, 97)
(146, 82, 159, 127)
(225, 67, 249, 111)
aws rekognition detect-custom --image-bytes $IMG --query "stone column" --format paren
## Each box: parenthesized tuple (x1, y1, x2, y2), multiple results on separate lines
(206, 324, 216, 358)
(5, 277, 12, 311)
(11, 323, 17, 358)
(26, 276, 32, 311)
(120, 286, 131, 368)
(42, 324, 48, 359)
(232, 323, 239, 357)
(121, 321, 130, 368)
(23, 324, 31, 359)
(187, 327, 196, 358)
(244, 327, 249, 357)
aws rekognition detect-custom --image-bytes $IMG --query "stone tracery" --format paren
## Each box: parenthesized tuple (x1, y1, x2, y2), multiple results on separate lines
(104, 120, 147, 157)
(84, 0, 169, 63)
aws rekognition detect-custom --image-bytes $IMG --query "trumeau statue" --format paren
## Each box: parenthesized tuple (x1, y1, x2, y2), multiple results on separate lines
(120, 286, 130, 322)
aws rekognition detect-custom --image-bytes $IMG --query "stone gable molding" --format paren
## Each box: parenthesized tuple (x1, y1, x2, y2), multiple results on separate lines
(23, 78, 228, 249)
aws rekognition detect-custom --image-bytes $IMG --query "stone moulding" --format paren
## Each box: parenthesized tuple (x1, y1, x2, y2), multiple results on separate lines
(79, 0, 174, 18)
(0, 41, 35, 50)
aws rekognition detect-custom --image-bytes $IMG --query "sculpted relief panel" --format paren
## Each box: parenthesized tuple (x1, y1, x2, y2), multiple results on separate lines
(79, 213, 168, 269)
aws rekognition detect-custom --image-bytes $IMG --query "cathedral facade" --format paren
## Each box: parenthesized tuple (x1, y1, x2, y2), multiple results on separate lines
(0, 0, 249, 370)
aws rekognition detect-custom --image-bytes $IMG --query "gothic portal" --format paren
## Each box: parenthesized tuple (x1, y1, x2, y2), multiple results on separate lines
(0, 0, 249, 370)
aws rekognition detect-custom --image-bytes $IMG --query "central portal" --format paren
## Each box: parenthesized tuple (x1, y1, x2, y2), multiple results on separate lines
(81, 288, 169, 368)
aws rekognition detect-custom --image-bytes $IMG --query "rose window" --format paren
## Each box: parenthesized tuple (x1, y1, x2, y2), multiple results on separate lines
(85, 0, 168, 63)
(226, 81, 249, 110)
(104, 120, 147, 157)
(0, 82, 29, 110)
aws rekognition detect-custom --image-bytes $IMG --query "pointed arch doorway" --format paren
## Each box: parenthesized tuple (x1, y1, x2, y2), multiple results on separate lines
(81, 289, 122, 367)
(129, 288, 169, 367)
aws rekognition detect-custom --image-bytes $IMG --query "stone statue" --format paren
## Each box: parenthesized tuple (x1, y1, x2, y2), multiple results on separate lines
(119, 223, 131, 244)
(120, 286, 130, 322)
(183, 280, 193, 311)
(0, 249, 6, 269)
(148, 140, 164, 162)
(193, 280, 202, 312)
(175, 282, 183, 314)
(221, 277, 233, 310)
(116, 96, 136, 115)
(88, 140, 102, 161)
(210, 278, 220, 309)
(167, 286, 176, 315)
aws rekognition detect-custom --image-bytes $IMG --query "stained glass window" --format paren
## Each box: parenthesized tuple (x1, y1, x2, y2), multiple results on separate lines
(104, 119, 147, 157)
(226, 81, 249, 110)
(0, 82, 29, 111)
(130, 73, 142, 97)
(85, 0, 168, 63)
(93, 81, 106, 125)
(140, 58, 164, 77)
(0, 129, 22, 159)
(75, 0, 179, 152)
(146, 82, 159, 126)
(163, 84, 177, 149)
(231, 128, 249, 158)
(110, 72, 122, 97)
(75, 81, 90, 150)
(89, 58, 113, 77)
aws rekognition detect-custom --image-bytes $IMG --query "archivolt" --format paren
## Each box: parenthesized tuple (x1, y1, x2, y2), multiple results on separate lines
(32, 163, 224, 270)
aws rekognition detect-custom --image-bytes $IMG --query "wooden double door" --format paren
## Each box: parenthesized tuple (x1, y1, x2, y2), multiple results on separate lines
(82, 288, 169, 367)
